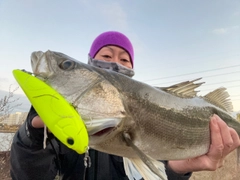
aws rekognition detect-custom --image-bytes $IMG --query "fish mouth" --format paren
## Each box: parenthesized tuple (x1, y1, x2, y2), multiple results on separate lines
(91, 127, 115, 136)
(84, 118, 121, 136)
(31, 51, 55, 79)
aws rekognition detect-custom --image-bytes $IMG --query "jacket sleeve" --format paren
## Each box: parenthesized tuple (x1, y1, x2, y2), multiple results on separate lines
(10, 106, 59, 180)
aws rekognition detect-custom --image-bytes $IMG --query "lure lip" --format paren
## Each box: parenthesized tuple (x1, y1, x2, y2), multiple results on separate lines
(12, 69, 89, 154)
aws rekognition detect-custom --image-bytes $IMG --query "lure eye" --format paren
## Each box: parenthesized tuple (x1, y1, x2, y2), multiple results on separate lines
(59, 60, 75, 70)
(67, 137, 74, 145)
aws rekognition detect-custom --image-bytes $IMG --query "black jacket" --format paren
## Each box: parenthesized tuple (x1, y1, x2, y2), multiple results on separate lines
(10, 107, 191, 180)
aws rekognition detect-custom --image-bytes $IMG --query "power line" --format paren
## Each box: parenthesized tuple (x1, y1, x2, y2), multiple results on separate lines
(200, 71, 240, 79)
(139, 53, 240, 73)
(151, 78, 240, 87)
(198, 85, 240, 92)
(201, 80, 240, 86)
(149, 71, 240, 86)
(144, 65, 240, 82)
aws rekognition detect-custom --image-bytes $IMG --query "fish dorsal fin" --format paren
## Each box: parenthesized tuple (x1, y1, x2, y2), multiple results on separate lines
(158, 78, 204, 98)
(204, 87, 233, 112)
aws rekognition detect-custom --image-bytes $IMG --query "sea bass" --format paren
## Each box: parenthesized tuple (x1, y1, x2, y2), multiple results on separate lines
(31, 50, 240, 179)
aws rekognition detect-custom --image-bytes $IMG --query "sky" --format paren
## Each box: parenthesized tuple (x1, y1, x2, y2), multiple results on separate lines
(0, 0, 240, 112)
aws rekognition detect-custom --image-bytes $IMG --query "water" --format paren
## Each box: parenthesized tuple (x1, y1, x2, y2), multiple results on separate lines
(0, 133, 15, 151)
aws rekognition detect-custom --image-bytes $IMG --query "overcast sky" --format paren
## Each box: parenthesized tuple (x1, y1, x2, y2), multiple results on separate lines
(0, 0, 240, 111)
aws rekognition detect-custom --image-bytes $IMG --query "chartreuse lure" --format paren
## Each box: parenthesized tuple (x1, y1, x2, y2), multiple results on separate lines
(12, 69, 88, 154)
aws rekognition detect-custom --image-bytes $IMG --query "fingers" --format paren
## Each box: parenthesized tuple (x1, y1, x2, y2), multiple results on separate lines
(214, 115, 240, 156)
(205, 114, 234, 170)
(168, 115, 240, 173)
(206, 114, 240, 170)
(229, 127, 240, 148)
(32, 116, 45, 128)
(169, 115, 240, 173)
(208, 115, 224, 160)
(214, 115, 234, 156)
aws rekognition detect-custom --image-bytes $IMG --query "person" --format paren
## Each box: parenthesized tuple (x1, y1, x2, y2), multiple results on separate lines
(10, 31, 240, 180)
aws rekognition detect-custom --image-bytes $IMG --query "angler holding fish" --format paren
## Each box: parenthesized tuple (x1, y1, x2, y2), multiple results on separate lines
(10, 31, 240, 180)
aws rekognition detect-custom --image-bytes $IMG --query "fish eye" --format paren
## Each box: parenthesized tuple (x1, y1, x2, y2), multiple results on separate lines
(59, 60, 75, 70)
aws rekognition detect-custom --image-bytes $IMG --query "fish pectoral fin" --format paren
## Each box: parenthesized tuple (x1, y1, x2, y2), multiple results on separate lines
(123, 132, 167, 180)
(123, 157, 167, 180)
(123, 157, 142, 180)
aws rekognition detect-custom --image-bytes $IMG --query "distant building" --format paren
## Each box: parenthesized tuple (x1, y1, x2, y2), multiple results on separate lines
(0, 112, 28, 125)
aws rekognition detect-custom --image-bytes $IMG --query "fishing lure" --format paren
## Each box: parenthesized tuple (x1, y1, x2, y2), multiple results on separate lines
(13, 69, 88, 154)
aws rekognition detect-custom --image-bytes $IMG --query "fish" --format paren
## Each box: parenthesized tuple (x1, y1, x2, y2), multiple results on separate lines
(30, 50, 240, 180)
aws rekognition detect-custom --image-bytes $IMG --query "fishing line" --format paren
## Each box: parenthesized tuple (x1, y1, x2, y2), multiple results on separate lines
(83, 147, 91, 180)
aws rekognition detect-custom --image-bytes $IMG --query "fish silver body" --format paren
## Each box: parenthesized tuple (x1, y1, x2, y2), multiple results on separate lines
(31, 50, 240, 161)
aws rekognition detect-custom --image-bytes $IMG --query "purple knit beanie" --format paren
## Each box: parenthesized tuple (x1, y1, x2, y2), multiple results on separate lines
(89, 31, 134, 67)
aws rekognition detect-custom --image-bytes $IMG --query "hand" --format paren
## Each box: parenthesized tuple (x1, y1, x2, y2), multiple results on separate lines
(32, 115, 45, 128)
(31, 116, 52, 133)
(167, 114, 240, 174)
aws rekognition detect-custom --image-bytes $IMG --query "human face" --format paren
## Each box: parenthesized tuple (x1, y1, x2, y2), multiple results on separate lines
(94, 46, 132, 69)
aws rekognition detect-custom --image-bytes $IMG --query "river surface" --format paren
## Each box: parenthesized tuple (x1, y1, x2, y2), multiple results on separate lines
(0, 132, 15, 151)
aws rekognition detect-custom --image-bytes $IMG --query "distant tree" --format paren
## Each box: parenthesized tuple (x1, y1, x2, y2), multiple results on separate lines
(0, 85, 22, 180)
(0, 85, 22, 123)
